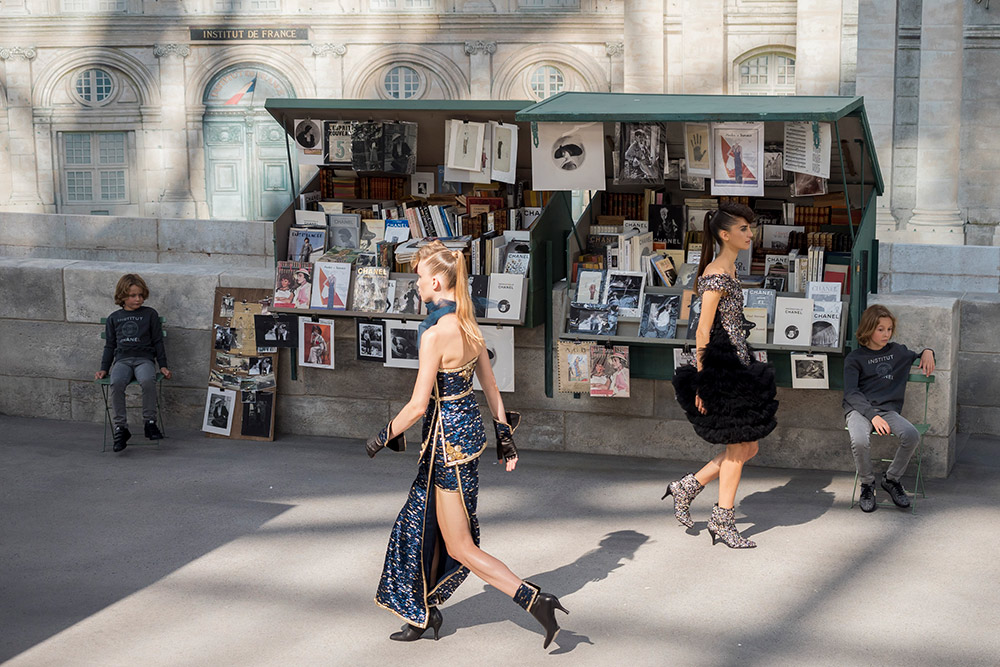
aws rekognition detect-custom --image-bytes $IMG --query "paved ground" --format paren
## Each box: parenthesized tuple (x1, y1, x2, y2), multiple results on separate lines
(1, 415, 999, 667)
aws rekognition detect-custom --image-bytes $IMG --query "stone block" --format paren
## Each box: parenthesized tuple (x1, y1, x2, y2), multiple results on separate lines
(65, 215, 158, 251)
(277, 395, 388, 439)
(869, 292, 959, 370)
(753, 425, 856, 473)
(64, 261, 222, 329)
(899, 368, 955, 437)
(0, 320, 99, 379)
(296, 354, 415, 401)
(275, 350, 305, 397)
(219, 267, 275, 291)
(511, 408, 565, 453)
(159, 218, 272, 256)
(0, 374, 71, 419)
(889, 243, 999, 277)
(964, 224, 998, 247)
(159, 252, 269, 268)
(513, 323, 545, 349)
(956, 352, 1000, 407)
(773, 387, 846, 426)
(563, 412, 712, 461)
(0, 257, 73, 321)
(960, 294, 1000, 352)
(161, 326, 213, 389)
(958, 405, 1000, 436)
(916, 434, 955, 479)
(650, 380, 688, 421)
(0, 212, 67, 247)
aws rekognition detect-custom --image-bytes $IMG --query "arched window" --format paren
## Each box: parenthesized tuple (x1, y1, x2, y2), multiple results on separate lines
(384, 66, 421, 99)
(736, 52, 795, 96)
(529, 65, 564, 100)
(73, 68, 115, 105)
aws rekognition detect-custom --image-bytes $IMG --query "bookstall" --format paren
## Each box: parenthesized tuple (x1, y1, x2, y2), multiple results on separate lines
(514, 93, 883, 395)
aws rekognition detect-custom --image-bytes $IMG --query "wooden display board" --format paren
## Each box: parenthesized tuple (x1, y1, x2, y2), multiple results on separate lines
(205, 287, 278, 441)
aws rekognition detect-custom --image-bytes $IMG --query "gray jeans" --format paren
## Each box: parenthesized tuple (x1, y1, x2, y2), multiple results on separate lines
(846, 410, 920, 485)
(110, 357, 158, 428)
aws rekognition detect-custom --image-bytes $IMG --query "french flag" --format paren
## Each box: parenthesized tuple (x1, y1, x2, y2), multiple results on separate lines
(224, 76, 257, 105)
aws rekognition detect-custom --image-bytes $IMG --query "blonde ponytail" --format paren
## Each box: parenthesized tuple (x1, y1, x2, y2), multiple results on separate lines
(413, 241, 484, 349)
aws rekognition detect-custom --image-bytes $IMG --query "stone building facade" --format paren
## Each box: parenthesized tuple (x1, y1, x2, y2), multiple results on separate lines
(0, 0, 857, 221)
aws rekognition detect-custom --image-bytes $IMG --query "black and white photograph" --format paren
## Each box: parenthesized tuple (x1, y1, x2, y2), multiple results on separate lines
(649, 204, 685, 249)
(384, 319, 420, 369)
(567, 303, 619, 336)
(255, 373, 276, 391)
(214, 324, 236, 351)
(327, 213, 361, 249)
(382, 121, 417, 174)
(288, 227, 326, 263)
(351, 121, 385, 172)
(240, 391, 273, 438)
(241, 390, 258, 404)
(490, 121, 518, 184)
(665, 158, 680, 181)
(351, 266, 390, 313)
(602, 270, 646, 319)
(468, 274, 489, 318)
(446, 120, 485, 172)
(357, 319, 386, 362)
(638, 293, 681, 339)
(763, 274, 787, 292)
(473, 325, 515, 393)
(790, 172, 828, 197)
(614, 123, 665, 184)
(531, 122, 606, 191)
(391, 275, 424, 315)
(202, 387, 236, 436)
(246, 356, 273, 376)
(411, 172, 434, 197)
(294, 119, 323, 165)
(686, 297, 702, 339)
(324, 120, 354, 165)
(678, 157, 706, 191)
(359, 218, 385, 253)
(791, 353, 830, 389)
(764, 147, 786, 184)
(219, 294, 234, 318)
(253, 313, 298, 349)
(575, 269, 606, 305)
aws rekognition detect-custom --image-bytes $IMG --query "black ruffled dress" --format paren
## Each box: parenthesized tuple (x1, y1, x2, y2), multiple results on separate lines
(672, 273, 778, 444)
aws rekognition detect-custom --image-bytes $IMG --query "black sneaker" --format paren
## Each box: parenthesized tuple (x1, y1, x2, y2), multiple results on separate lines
(881, 474, 911, 508)
(144, 420, 163, 440)
(859, 483, 877, 512)
(113, 426, 131, 452)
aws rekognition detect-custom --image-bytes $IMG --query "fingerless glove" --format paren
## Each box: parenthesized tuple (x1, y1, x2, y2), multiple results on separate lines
(366, 421, 406, 458)
(493, 410, 521, 462)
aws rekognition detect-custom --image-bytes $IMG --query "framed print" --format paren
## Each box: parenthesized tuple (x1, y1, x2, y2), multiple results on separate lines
(638, 293, 681, 339)
(473, 325, 515, 393)
(602, 270, 646, 319)
(678, 158, 706, 191)
(711, 122, 765, 197)
(411, 171, 434, 197)
(490, 121, 519, 184)
(764, 147, 786, 184)
(567, 302, 618, 336)
(683, 122, 712, 176)
(384, 319, 421, 369)
(357, 319, 386, 362)
(351, 121, 384, 172)
(382, 121, 417, 174)
(575, 269, 606, 305)
(324, 120, 354, 165)
(447, 120, 486, 172)
(294, 119, 323, 165)
(299, 318, 335, 369)
(613, 122, 665, 185)
(531, 122, 607, 191)
(791, 353, 830, 389)
(254, 313, 298, 349)
(790, 172, 828, 197)
(240, 392, 274, 439)
(202, 387, 236, 436)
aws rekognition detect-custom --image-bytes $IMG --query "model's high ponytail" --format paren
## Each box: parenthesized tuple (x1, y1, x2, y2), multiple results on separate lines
(696, 211, 716, 286)
(695, 202, 756, 293)
(413, 241, 484, 349)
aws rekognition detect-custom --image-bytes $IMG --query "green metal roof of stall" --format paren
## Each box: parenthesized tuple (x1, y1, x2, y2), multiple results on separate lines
(265, 98, 530, 128)
(515, 92, 866, 123)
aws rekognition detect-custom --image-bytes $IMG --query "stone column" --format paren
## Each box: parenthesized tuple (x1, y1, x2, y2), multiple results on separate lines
(154, 44, 196, 219)
(605, 42, 624, 93)
(795, 0, 844, 95)
(624, 0, 664, 93)
(0, 46, 43, 211)
(906, 2, 966, 244)
(464, 41, 495, 99)
(855, 0, 899, 235)
(311, 43, 347, 99)
(680, 0, 723, 94)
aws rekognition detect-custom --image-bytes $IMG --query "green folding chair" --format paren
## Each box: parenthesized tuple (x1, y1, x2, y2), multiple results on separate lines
(95, 317, 167, 452)
(850, 363, 933, 514)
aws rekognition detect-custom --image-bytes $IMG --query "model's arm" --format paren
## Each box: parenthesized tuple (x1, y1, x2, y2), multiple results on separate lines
(474, 343, 506, 423)
(388, 329, 442, 438)
(695, 289, 722, 372)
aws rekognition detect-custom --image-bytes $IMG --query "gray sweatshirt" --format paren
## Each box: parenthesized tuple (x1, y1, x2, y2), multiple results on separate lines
(842, 341, 931, 420)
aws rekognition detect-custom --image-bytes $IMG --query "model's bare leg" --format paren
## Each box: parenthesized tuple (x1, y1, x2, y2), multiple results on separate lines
(435, 487, 521, 597)
(694, 451, 726, 486)
(717, 441, 758, 509)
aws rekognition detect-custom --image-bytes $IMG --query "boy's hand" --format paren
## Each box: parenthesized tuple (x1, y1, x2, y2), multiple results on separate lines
(919, 350, 935, 377)
(872, 415, 891, 436)
(95, 370, 107, 380)
(160, 367, 173, 380)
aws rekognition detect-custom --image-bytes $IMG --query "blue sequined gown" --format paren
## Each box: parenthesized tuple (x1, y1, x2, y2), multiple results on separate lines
(375, 358, 487, 628)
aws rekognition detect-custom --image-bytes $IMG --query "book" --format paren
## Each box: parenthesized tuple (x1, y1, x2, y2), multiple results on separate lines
(503, 252, 531, 276)
(274, 260, 313, 310)
(521, 206, 543, 230)
(773, 296, 814, 347)
(350, 266, 390, 313)
(638, 294, 681, 339)
(568, 302, 618, 336)
(764, 254, 790, 276)
(287, 227, 326, 263)
(602, 270, 646, 319)
(744, 307, 768, 345)
(680, 288, 696, 322)
(328, 213, 361, 249)
(811, 300, 842, 347)
(468, 274, 489, 317)
(676, 263, 699, 290)
(294, 209, 327, 228)
(623, 219, 648, 234)
(486, 273, 524, 320)
(629, 231, 654, 274)
(806, 281, 842, 303)
(649, 204, 685, 249)
(762, 274, 786, 292)
(589, 344, 629, 398)
(673, 347, 697, 370)
(651, 254, 677, 287)
(358, 218, 386, 253)
(390, 274, 424, 315)
(744, 288, 777, 324)
(575, 269, 606, 304)
(557, 341, 592, 394)
(311, 261, 352, 310)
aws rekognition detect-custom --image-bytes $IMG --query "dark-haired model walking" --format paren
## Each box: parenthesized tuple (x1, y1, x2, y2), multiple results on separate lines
(366, 241, 568, 647)
(667, 203, 779, 548)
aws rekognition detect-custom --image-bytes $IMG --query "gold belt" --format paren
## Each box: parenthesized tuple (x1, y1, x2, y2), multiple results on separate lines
(438, 387, 473, 401)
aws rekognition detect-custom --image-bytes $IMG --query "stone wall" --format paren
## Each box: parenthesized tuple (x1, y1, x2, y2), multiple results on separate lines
(878, 242, 1000, 293)
(0, 256, 961, 479)
(957, 294, 1000, 437)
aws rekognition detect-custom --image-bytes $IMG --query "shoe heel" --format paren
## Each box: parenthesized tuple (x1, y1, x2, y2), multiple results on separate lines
(555, 602, 569, 615)
(708, 529, 718, 545)
(661, 486, 673, 501)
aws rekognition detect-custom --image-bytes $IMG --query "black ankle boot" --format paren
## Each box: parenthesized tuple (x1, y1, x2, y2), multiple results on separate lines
(515, 581, 569, 649)
(113, 426, 130, 452)
(389, 607, 442, 642)
(144, 420, 163, 440)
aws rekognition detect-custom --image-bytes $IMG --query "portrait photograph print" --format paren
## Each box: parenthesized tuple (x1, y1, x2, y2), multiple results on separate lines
(202, 387, 236, 436)
(411, 172, 434, 197)
(711, 122, 765, 197)
(531, 122, 606, 192)
(299, 318, 335, 370)
(790, 172, 828, 197)
(575, 269, 606, 305)
(240, 391, 274, 439)
(446, 120, 485, 172)
(639, 293, 681, 339)
(764, 147, 786, 184)
(472, 325, 515, 393)
(384, 319, 420, 369)
(357, 319, 386, 362)
(351, 121, 385, 172)
(490, 121, 519, 184)
(790, 352, 830, 389)
(613, 122, 665, 185)
(567, 303, 618, 336)
(294, 118, 323, 165)
(254, 313, 298, 349)
(382, 121, 417, 175)
(678, 158, 706, 191)
(390, 275, 424, 315)
(602, 270, 646, 319)
(287, 227, 325, 263)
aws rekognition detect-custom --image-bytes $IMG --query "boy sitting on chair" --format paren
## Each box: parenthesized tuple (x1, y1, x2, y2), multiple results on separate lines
(843, 305, 934, 512)
(94, 274, 172, 452)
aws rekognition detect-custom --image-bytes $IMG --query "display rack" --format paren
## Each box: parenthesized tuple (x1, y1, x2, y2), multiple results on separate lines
(514, 92, 883, 394)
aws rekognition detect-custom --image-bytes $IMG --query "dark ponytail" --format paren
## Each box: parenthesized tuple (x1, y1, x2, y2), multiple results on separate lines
(695, 202, 755, 291)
